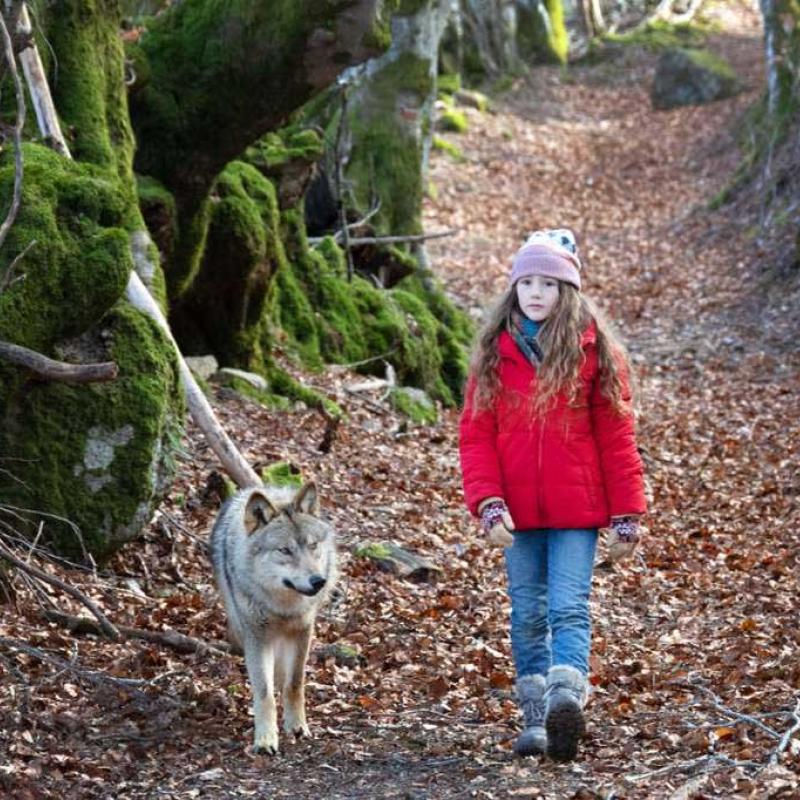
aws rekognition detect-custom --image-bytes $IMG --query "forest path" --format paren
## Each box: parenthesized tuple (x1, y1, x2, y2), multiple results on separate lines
(5, 4, 799, 799)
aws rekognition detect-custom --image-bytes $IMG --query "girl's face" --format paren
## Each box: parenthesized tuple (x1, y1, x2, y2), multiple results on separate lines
(516, 275, 560, 322)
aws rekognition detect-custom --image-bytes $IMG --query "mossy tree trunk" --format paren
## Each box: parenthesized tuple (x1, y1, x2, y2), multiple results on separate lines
(128, 0, 394, 298)
(346, 0, 453, 237)
(517, 0, 569, 65)
(0, 0, 396, 560)
(759, 0, 800, 120)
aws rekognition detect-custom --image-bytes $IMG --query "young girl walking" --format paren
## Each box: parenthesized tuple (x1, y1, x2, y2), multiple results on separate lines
(459, 229, 646, 762)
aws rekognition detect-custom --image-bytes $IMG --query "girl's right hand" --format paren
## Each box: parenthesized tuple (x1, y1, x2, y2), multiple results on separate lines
(479, 499, 515, 548)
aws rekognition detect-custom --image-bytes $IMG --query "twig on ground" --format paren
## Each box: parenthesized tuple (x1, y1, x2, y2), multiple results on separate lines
(770, 696, 800, 765)
(0, 538, 120, 639)
(0, 636, 181, 706)
(42, 609, 232, 656)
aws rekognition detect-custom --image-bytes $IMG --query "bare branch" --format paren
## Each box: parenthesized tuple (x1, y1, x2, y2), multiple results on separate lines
(42, 609, 232, 656)
(0, 8, 26, 259)
(0, 238, 35, 292)
(771, 696, 800, 765)
(333, 85, 355, 282)
(0, 340, 118, 383)
(14, 4, 71, 157)
(309, 228, 459, 246)
(0, 537, 120, 640)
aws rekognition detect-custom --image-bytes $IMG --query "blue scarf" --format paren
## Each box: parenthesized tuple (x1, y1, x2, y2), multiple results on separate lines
(512, 315, 543, 366)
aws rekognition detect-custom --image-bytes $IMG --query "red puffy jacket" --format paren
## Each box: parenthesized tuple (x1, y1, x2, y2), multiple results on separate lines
(459, 324, 646, 530)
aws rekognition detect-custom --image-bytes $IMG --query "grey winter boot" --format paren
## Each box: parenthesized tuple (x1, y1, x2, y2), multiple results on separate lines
(514, 675, 547, 756)
(544, 665, 588, 762)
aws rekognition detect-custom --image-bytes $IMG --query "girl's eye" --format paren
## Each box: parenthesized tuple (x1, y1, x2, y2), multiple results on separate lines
(279, 546, 292, 556)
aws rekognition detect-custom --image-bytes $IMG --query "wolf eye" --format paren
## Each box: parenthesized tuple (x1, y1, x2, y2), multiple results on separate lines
(308, 542, 318, 552)
(279, 546, 292, 556)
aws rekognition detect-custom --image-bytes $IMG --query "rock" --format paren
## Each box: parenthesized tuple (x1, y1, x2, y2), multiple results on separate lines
(214, 367, 268, 391)
(454, 89, 489, 112)
(392, 386, 437, 425)
(185, 355, 218, 381)
(651, 48, 740, 110)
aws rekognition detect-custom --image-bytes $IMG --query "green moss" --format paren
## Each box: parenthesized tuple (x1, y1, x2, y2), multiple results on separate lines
(261, 461, 303, 488)
(348, 53, 434, 235)
(0, 145, 131, 350)
(265, 364, 341, 417)
(172, 161, 279, 366)
(437, 109, 468, 133)
(0, 302, 183, 560)
(601, 20, 708, 52)
(437, 73, 461, 95)
(391, 387, 438, 425)
(518, 0, 569, 65)
(354, 542, 393, 560)
(45, 1, 138, 219)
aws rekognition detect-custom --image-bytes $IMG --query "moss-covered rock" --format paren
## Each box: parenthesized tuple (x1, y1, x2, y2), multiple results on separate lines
(0, 304, 183, 561)
(391, 386, 437, 424)
(651, 48, 740, 110)
(171, 161, 278, 366)
(0, 145, 131, 349)
(436, 108, 468, 133)
(261, 461, 303, 488)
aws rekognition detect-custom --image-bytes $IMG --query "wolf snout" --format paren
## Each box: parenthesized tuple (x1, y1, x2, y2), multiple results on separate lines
(282, 575, 327, 596)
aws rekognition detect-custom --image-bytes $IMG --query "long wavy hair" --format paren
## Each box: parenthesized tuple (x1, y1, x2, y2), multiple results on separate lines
(468, 281, 633, 417)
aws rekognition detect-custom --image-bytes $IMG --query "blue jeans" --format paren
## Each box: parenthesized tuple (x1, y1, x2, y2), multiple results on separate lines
(504, 528, 598, 678)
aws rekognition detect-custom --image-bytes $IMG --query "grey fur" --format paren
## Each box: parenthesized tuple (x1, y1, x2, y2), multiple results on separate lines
(544, 665, 588, 762)
(514, 674, 547, 756)
(209, 481, 337, 754)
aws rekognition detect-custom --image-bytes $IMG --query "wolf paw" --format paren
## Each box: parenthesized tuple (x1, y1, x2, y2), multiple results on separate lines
(253, 731, 279, 755)
(291, 723, 311, 739)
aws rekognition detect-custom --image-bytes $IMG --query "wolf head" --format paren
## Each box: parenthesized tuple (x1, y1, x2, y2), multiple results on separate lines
(241, 482, 335, 598)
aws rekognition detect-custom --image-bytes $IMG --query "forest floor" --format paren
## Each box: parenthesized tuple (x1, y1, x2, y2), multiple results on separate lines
(2, 2, 800, 798)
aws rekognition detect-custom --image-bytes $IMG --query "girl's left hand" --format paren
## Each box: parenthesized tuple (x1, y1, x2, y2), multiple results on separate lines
(607, 516, 642, 563)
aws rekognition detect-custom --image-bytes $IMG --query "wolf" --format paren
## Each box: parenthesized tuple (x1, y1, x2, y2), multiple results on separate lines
(209, 480, 337, 754)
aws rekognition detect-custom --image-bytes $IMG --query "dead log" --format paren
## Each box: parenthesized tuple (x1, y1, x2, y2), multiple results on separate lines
(353, 541, 441, 582)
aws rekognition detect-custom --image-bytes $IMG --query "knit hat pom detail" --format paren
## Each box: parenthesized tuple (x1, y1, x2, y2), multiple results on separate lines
(510, 228, 582, 290)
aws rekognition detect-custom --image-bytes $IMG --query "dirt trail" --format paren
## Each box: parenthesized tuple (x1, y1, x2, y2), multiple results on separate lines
(3, 5, 799, 798)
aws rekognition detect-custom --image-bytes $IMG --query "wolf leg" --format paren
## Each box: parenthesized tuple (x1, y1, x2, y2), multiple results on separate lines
(282, 627, 312, 738)
(244, 636, 278, 754)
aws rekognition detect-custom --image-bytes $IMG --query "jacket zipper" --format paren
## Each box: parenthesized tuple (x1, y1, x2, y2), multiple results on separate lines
(537, 417, 545, 523)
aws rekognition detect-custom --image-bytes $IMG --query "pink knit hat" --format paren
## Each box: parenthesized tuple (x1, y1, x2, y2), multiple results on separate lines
(509, 229, 582, 290)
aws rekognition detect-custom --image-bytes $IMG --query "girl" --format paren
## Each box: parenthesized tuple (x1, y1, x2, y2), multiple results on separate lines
(459, 229, 646, 762)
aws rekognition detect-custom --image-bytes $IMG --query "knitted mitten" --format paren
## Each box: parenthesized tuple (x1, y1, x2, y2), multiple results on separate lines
(607, 515, 641, 563)
(514, 675, 547, 756)
(544, 665, 588, 762)
(478, 499, 514, 548)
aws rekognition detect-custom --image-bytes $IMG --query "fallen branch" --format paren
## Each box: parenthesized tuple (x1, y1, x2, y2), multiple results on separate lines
(771, 696, 800, 765)
(0, 636, 181, 708)
(125, 272, 261, 488)
(0, 538, 120, 639)
(42, 609, 232, 656)
(0, 340, 118, 383)
(309, 228, 458, 246)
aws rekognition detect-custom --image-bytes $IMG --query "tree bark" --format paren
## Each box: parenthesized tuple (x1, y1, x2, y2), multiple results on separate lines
(130, 0, 394, 284)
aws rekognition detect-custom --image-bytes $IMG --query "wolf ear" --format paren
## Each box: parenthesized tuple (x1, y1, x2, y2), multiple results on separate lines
(293, 481, 320, 516)
(244, 490, 279, 534)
